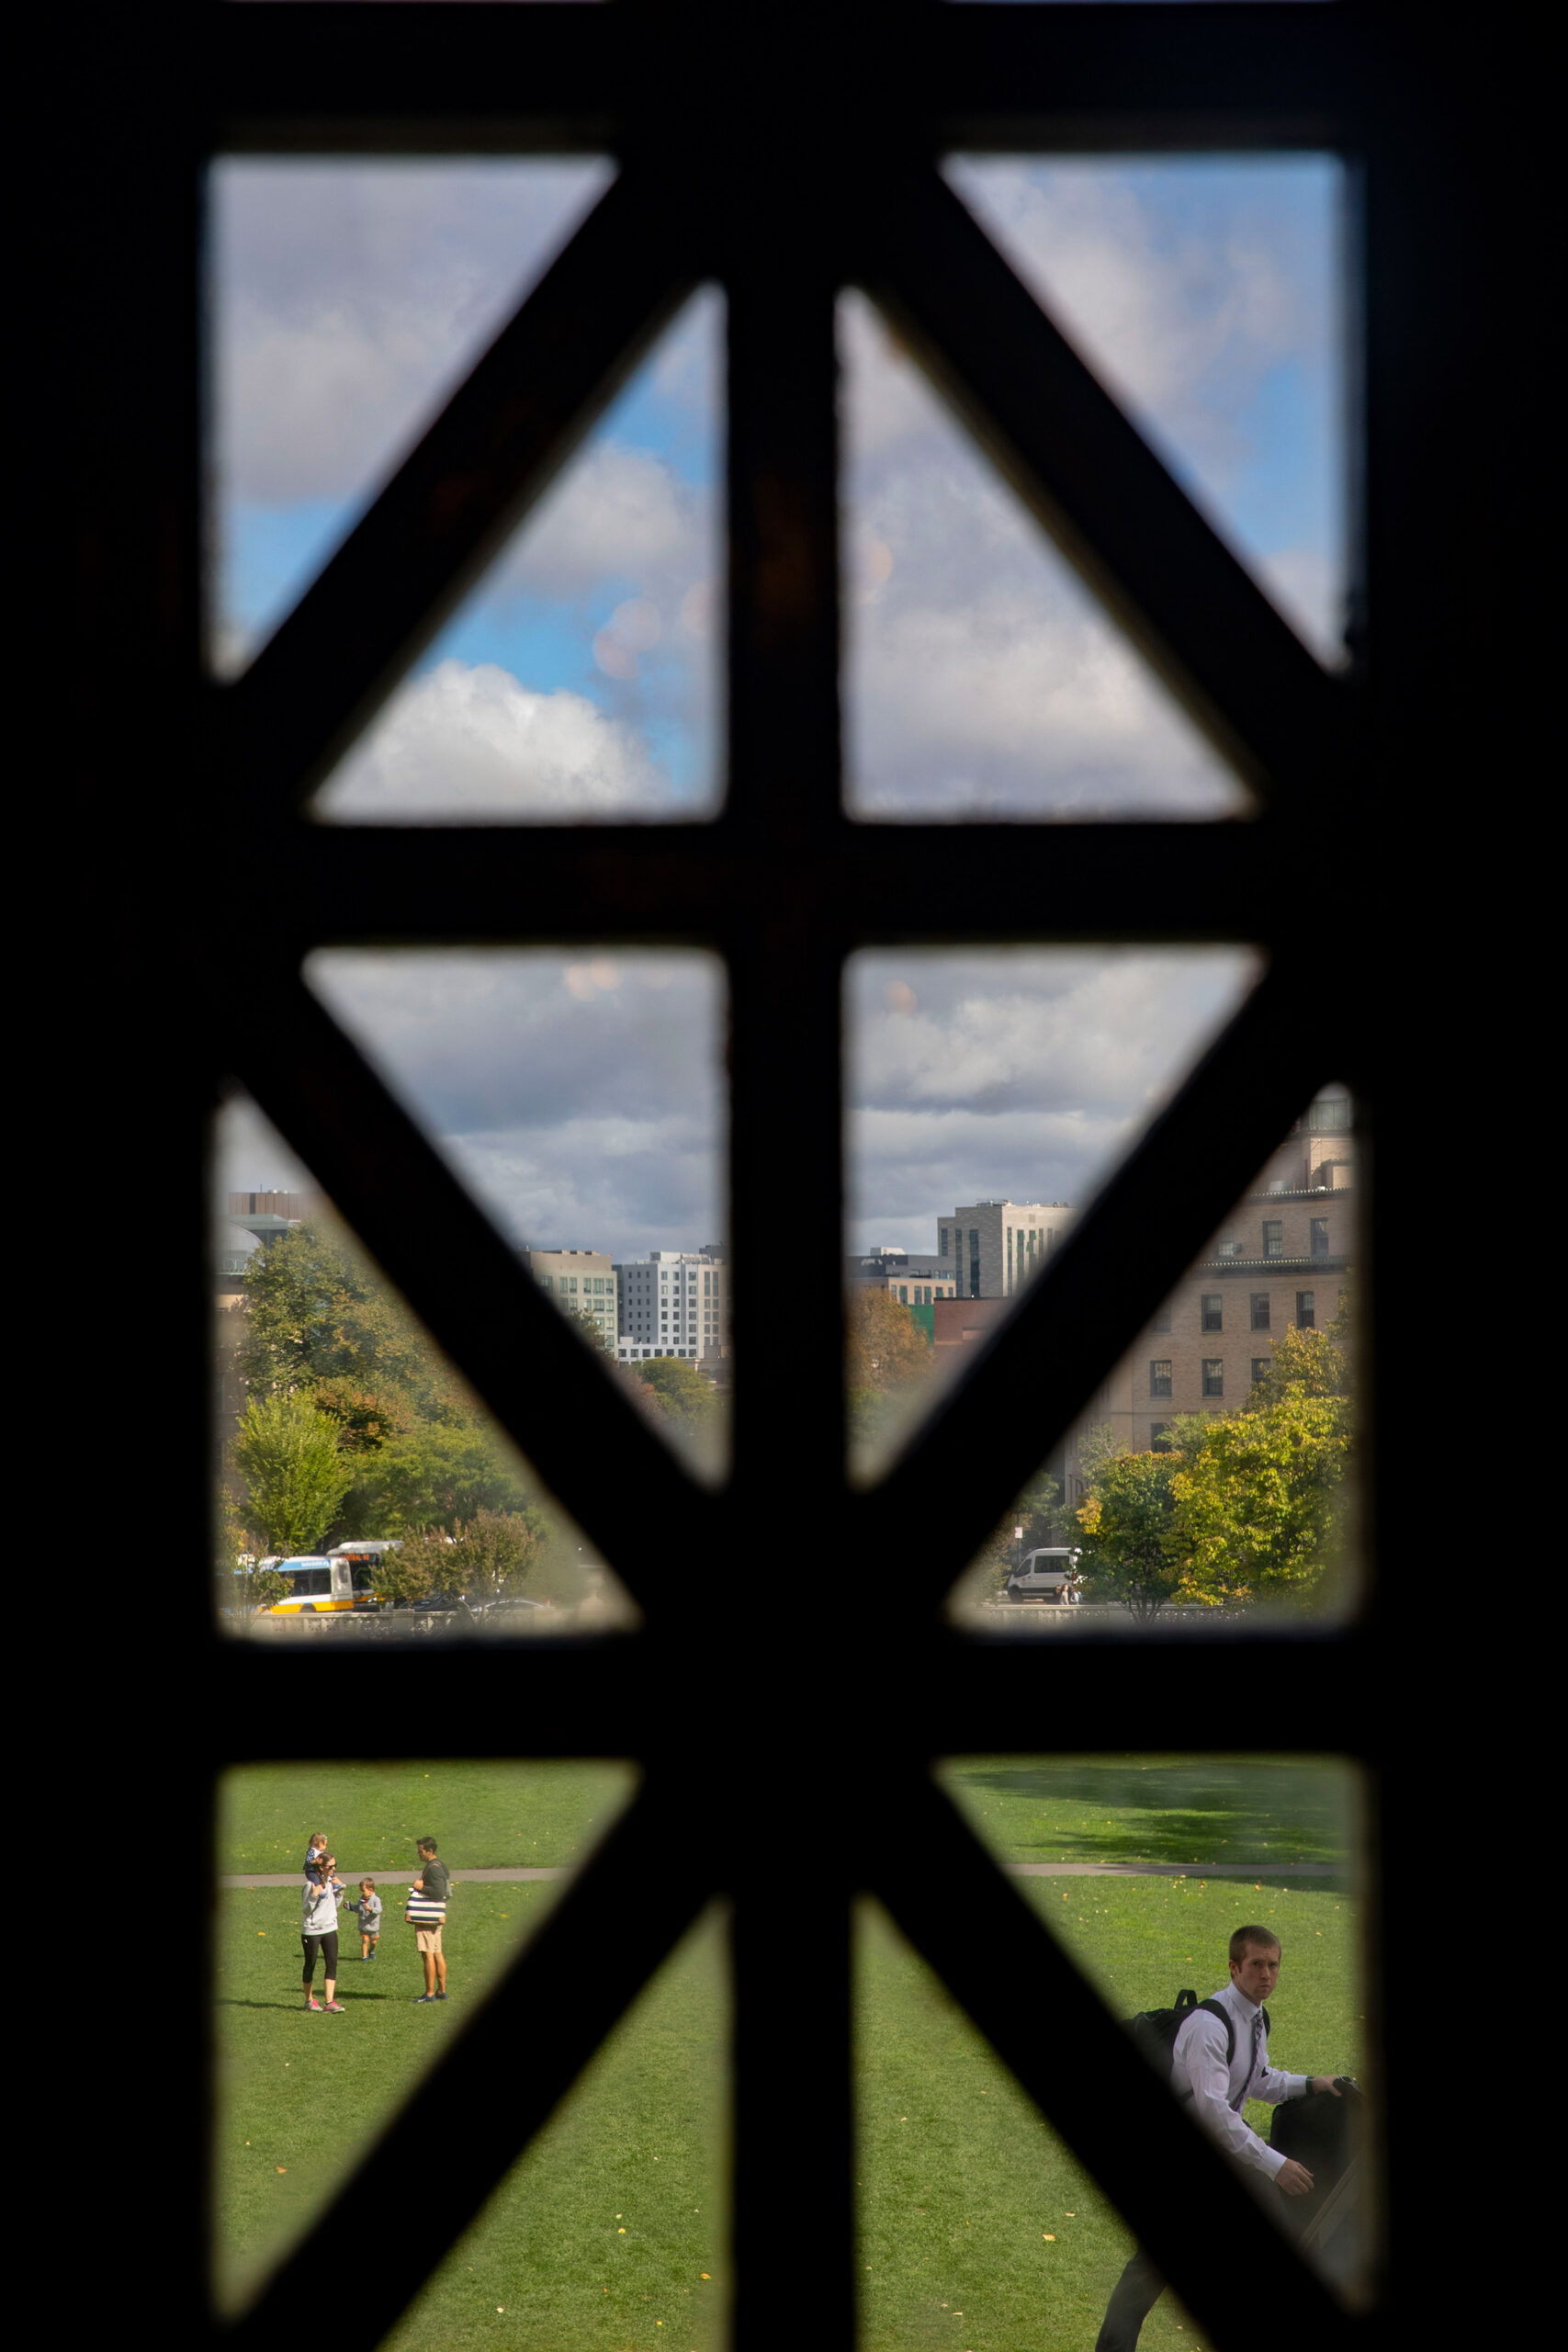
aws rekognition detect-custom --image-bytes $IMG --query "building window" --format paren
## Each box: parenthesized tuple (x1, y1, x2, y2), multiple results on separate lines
(1201, 1359, 1224, 1396)
(1149, 1360, 1172, 1398)
(1250, 1293, 1270, 1331)
(1263, 1219, 1283, 1259)
(969, 1228, 980, 1297)
(1150, 1304, 1171, 1334)
(1296, 1291, 1315, 1329)
(1201, 1294, 1222, 1332)
(1311, 1216, 1329, 1259)
(1149, 1422, 1172, 1453)
(1251, 1358, 1270, 1387)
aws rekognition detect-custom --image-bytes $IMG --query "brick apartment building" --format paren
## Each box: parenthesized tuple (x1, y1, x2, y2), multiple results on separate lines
(931, 1098, 1356, 1507)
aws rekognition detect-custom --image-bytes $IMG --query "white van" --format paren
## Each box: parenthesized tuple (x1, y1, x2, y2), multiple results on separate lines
(1003, 1546, 1081, 1603)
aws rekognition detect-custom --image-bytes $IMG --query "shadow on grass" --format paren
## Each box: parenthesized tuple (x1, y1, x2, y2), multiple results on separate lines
(945, 1758, 1357, 1869)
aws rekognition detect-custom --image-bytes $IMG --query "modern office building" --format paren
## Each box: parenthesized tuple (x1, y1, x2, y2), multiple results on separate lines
(615, 1246, 728, 1365)
(938, 1200, 1075, 1299)
(526, 1248, 619, 1350)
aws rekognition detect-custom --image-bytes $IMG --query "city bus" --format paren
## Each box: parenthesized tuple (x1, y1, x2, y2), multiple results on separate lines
(254, 1544, 397, 1614)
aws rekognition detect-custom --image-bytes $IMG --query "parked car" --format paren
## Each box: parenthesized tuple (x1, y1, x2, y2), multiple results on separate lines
(1003, 1546, 1082, 1603)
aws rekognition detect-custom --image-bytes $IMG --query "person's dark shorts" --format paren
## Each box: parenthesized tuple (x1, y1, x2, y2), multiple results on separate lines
(302, 1930, 339, 1977)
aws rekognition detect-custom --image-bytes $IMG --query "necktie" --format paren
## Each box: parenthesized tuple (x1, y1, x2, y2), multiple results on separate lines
(1232, 2008, 1263, 2110)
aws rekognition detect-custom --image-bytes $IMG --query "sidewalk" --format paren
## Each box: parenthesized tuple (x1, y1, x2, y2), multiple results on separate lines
(220, 1860, 1341, 1888)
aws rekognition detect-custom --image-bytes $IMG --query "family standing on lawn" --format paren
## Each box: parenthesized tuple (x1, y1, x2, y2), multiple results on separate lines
(299, 1832, 450, 2013)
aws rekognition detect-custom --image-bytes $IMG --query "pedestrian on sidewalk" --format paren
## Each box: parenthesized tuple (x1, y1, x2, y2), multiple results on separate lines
(407, 1838, 450, 2003)
(1094, 1925, 1341, 2350)
(301, 1853, 347, 2014)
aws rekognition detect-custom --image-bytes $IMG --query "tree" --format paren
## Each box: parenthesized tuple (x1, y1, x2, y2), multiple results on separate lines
(568, 1307, 613, 1354)
(1076, 1420, 1129, 1489)
(1248, 1319, 1350, 1406)
(953, 1466, 1065, 1610)
(1075, 1451, 1185, 1619)
(847, 1290, 932, 1391)
(1171, 1387, 1351, 1610)
(338, 1418, 533, 1537)
(239, 1221, 459, 1416)
(232, 1391, 355, 1555)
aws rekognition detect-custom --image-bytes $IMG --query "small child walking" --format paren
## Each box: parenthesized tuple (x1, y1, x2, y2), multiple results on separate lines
(348, 1878, 383, 1962)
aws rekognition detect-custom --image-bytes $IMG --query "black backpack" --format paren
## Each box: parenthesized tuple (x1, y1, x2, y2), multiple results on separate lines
(1127, 1987, 1269, 2076)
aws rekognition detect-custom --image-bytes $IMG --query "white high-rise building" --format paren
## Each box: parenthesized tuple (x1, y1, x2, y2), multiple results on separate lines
(938, 1201, 1074, 1299)
(615, 1246, 728, 1365)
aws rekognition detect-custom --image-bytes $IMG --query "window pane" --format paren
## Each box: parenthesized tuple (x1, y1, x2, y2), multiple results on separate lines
(304, 951, 729, 1480)
(209, 160, 614, 677)
(840, 291, 1249, 820)
(855, 1757, 1375, 2341)
(844, 947, 1259, 1481)
(214, 1759, 637, 2314)
(380, 1906, 730, 2352)
(313, 290, 724, 821)
(215, 1091, 644, 1635)
(945, 1087, 1361, 1629)
(944, 156, 1351, 669)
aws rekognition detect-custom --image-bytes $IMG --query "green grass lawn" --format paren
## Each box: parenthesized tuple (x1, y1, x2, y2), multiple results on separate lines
(936, 1755, 1359, 1871)
(214, 1760, 1363, 2348)
(220, 1759, 637, 1874)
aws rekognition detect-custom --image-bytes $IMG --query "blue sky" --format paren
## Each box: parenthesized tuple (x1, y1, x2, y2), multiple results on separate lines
(213, 155, 1342, 1258)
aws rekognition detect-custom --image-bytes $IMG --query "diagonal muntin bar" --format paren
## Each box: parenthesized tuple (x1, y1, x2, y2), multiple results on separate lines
(232, 970, 716, 1611)
(859, 164, 1361, 811)
(875, 1770, 1359, 2352)
(220, 163, 705, 813)
(220, 1775, 711, 2352)
(862, 960, 1337, 1596)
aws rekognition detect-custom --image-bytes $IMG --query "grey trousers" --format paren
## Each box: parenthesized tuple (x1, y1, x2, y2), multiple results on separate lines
(1094, 2250, 1165, 2352)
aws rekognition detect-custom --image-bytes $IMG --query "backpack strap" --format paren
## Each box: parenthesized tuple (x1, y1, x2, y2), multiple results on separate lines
(1195, 1997, 1236, 2070)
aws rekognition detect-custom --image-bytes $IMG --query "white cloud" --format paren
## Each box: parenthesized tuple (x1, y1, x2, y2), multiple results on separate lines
(319, 659, 671, 819)
(213, 161, 615, 506)
(840, 296, 1245, 818)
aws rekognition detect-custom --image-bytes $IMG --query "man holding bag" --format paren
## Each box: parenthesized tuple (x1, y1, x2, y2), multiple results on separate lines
(407, 1836, 450, 2004)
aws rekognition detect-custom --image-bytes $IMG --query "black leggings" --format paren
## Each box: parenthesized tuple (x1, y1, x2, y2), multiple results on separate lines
(301, 1930, 339, 1984)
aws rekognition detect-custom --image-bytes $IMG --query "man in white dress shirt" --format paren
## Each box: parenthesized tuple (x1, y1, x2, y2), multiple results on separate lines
(1093, 1924, 1343, 2350)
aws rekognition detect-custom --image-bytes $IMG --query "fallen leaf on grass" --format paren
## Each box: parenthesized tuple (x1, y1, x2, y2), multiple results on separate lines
(276, 2167, 288, 2175)
(1043, 2233, 1055, 2241)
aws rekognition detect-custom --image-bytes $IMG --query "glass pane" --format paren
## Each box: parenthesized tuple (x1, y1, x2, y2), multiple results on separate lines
(858, 1897, 1216, 2348)
(840, 290, 1249, 820)
(944, 157, 1349, 668)
(214, 1091, 643, 1634)
(302, 951, 729, 1479)
(210, 159, 615, 676)
(381, 1905, 729, 2352)
(844, 948, 1261, 1480)
(935, 1755, 1374, 2313)
(942, 1086, 1361, 1627)
(312, 288, 723, 820)
(215, 1758, 638, 2315)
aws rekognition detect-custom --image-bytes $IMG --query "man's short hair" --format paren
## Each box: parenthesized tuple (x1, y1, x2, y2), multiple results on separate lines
(1229, 1924, 1280, 1965)
(417, 1838, 437, 1854)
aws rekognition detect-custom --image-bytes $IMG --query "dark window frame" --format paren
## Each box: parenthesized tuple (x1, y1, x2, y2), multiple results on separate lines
(60, 5, 1515, 2342)
(1250, 1291, 1272, 1331)
(1201, 1292, 1224, 1331)
(1201, 1357, 1224, 1396)
(1149, 1359, 1174, 1399)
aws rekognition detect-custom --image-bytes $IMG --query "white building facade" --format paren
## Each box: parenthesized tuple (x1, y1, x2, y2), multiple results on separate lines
(615, 1246, 728, 1365)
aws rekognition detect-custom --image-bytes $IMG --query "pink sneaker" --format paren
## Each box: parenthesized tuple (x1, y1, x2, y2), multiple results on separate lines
(324, 2000, 345, 2013)
(307, 1995, 322, 2010)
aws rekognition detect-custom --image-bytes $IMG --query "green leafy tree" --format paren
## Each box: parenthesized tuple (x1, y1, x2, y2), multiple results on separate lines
(239, 1221, 465, 1420)
(232, 1390, 355, 1555)
(1171, 1387, 1351, 1610)
(373, 1527, 445, 1605)
(1075, 1451, 1185, 1619)
(1248, 1319, 1351, 1405)
(339, 1418, 532, 1537)
(567, 1307, 613, 1355)
(1076, 1420, 1129, 1490)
